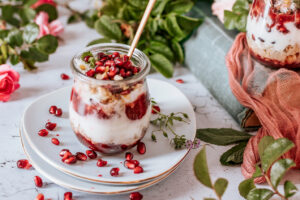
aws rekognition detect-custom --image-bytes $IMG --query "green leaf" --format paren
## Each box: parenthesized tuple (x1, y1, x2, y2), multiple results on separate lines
(235, 14, 248, 32)
(214, 178, 228, 198)
(270, 159, 295, 188)
(67, 14, 81, 24)
(94, 15, 122, 40)
(224, 11, 238, 30)
(87, 38, 112, 46)
(232, 0, 249, 12)
(258, 136, 275, 159)
(261, 138, 295, 172)
(196, 128, 252, 146)
(0, 30, 9, 39)
(171, 41, 184, 63)
(193, 146, 213, 188)
(23, 23, 39, 43)
(10, 54, 20, 65)
(81, 51, 93, 61)
(7, 29, 23, 47)
(149, 54, 174, 78)
(19, 7, 36, 25)
(238, 178, 255, 199)
(165, 0, 194, 14)
(1, 6, 20, 26)
(152, 0, 170, 16)
(28, 47, 49, 62)
(24, 0, 38, 7)
(35, 4, 58, 21)
(220, 142, 247, 165)
(35, 35, 58, 54)
(252, 165, 263, 178)
(284, 180, 298, 198)
(247, 188, 274, 200)
(1, 43, 8, 60)
(83, 9, 99, 28)
(164, 14, 185, 41)
(176, 15, 203, 35)
(204, 198, 216, 200)
(148, 41, 174, 61)
(22, 59, 37, 71)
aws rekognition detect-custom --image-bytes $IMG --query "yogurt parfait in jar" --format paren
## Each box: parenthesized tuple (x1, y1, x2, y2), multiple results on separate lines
(246, 0, 300, 68)
(70, 43, 151, 154)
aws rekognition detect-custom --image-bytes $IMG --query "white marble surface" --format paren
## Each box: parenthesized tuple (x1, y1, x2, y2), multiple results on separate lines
(0, 3, 299, 200)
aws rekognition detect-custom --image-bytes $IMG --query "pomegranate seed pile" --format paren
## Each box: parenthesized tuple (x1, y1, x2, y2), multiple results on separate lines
(81, 51, 141, 80)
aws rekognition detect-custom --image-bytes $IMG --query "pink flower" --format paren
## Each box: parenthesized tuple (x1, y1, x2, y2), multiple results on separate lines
(0, 64, 20, 102)
(31, 0, 56, 9)
(34, 12, 64, 38)
(212, 0, 236, 23)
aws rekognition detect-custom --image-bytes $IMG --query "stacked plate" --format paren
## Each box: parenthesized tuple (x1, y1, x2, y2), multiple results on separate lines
(20, 78, 196, 195)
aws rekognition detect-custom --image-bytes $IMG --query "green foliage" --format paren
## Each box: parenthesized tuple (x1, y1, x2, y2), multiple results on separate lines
(223, 0, 250, 32)
(284, 181, 298, 198)
(270, 159, 295, 188)
(246, 188, 274, 200)
(220, 142, 247, 165)
(239, 178, 255, 198)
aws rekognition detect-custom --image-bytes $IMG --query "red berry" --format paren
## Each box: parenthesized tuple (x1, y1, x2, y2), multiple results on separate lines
(51, 138, 60, 145)
(130, 192, 143, 200)
(38, 129, 48, 137)
(151, 105, 160, 114)
(61, 151, 72, 162)
(125, 152, 133, 160)
(76, 152, 87, 161)
(86, 69, 95, 77)
(49, 105, 57, 114)
(110, 167, 120, 176)
(176, 79, 184, 84)
(35, 193, 44, 200)
(17, 159, 31, 169)
(45, 122, 56, 131)
(84, 55, 90, 62)
(34, 176, 43, 187)
(64, 192, 73, 200)
(55, 108, 63, 117)
(124, 160, 136, 169)
(86, 150, 97, 159)
(134, 166, 143, 174)
(64, 155, 77, 164)
(95, 66, 106, 74)
(60, 149, 70, 157)
(137, 142, 146, 154)
(61, 73, 70, 80)
(97, 159, 108, 167)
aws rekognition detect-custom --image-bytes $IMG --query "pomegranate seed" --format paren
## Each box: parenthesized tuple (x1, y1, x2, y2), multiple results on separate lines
(105, 60, 116, 67)
(60, 149, 70, 157)
(97, 159, 108, 167)
(98, 174, 102, 177)
(112, 52, 120, 58)
(125, 152, 133, 160)
(95, 66, 106, 74)
(34, 176, 43, 187)
(64, 192, 72, 200)
(55, 108, 63, 117)
(114, 57, 123, 66)
(86, 150, 97, 159)
(45, 122, 56, 131)
(17, 159, 32, 169)
(64, 155, 77, 164)
(98, 52, 105, 59)
(137, 142, 146, 154)
(76, 152, 87, 161)
(110, 167, 120, 176)
(134, 166, 143, 174)
(131, 160, 140, 166)
(84, 55, 90, 62)
(124, 160, 136, 169)
(49, 105, 57, 114)
(130, 192, 143, 200)
(123, 55, 129, 62)
(38, 129, 48, 137)
(108, 67, 118, 78)
(35, 193, 44, 200)
(86, 69, 95, 77)
(95, 61, 104, 66)
(151, 105, 160, 114)
(176, 79, 184, 84)
(120, 68, 126, 77)
(125, 71, 132, 77)
(62, 151, 72, 162)
(51, 138, 60, 145)
(61, 73, 70, 80)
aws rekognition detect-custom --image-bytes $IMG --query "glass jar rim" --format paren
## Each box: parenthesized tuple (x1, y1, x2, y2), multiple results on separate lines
(71, 43, 151, 85)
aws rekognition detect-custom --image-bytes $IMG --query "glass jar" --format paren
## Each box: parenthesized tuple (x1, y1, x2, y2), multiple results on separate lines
(246, 0, 300, 68)
(70, 43, 151, 154)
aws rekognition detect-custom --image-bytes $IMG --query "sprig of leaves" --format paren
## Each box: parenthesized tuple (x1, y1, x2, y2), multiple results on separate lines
(223, 0, 250, 32)
(0, 0, 59, 70)
(150, 98, 190, 149)
(65, 0, 204, 78)
(193, 136, 298, 200)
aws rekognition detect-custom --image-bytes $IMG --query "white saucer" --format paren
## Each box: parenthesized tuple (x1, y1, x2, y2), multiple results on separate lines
(20, 125, 179, 195)
(22, 78, 196, 185)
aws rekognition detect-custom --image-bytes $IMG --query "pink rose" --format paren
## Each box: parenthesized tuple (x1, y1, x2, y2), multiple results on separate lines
(0, 64, 20, 102)
(34, 12, 64, 38)
(31, 0, 56, 9)
(212, 0, 236, 23)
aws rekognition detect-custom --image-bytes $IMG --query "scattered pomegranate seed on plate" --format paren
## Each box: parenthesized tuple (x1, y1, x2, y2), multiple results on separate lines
(61, 73, 70, 80)
(35, 193, 44, 200)
(51, 138, 60, 145)
(130, 192, 143, 200)
(86, 150, 97, 159)
(151, 105, 160, 114)
(134, 166, 144, 174)
(49, 105, 57, 114)
(61, 151, 73, 162)
(125, 152, 133, 160)
(137, 142, 146, 154)
(110, 167, 120, 176)
(64, 192, 73, 200)
(97, 159, 108, 167)
(75, 152, 87, 161)
(38, 129, 48, 137)
(60, 149, 70, 157)
(17, 159, 32, 169)
(124, 160, 136, 169)
(34, 176, 43, 187)
(64, 155, 77, 164)
(176, 79, 184, 83)
(55, 108, 63, 117)
(45, 122, 56, 131)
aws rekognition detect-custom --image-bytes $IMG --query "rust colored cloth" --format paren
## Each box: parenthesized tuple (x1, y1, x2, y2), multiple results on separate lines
(226, 33, 300, 183)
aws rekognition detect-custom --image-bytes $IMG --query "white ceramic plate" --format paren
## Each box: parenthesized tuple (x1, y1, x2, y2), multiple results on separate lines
(20, 125, 180, 195)
(22, 78, 196, 185)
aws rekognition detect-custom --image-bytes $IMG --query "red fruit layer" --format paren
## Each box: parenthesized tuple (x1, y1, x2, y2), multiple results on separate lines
(125, 93, 150, 120)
